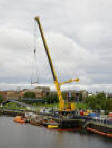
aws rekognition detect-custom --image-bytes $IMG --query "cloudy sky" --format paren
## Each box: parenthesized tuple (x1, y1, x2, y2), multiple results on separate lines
(0, 0, 112, 91)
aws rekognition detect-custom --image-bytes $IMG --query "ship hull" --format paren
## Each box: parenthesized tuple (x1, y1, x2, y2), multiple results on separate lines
(53, 118, 82, 129)
(87, 123, 112, 138)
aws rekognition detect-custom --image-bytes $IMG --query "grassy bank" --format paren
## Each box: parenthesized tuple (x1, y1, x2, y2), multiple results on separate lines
(2, 102, 27, 110)
(1, 101, 88, 112)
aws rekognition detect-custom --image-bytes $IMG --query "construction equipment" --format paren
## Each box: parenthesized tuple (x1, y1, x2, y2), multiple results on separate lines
(34, 16, 79, 111)
(59, 78, 79, 86)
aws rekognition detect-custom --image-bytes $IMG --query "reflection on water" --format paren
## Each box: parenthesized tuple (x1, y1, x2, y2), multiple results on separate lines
(0, 117, 112, 148)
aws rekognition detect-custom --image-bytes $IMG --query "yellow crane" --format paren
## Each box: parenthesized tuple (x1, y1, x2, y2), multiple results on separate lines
(34, 16, 79, 111)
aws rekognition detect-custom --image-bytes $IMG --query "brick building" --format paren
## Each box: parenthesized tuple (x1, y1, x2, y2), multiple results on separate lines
(0, 86, 88, 102)
(22, 86, 50, 99)
(0, 90, 21, 100)
(50, 90, 88, 101)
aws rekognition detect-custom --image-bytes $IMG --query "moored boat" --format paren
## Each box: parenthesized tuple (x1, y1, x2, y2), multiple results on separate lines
(87, 127, 112, 138)
(86, 116, 112, 138)
(13, 116, 26, 124)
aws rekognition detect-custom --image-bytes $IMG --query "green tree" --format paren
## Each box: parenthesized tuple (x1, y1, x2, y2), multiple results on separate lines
(0, 95, 3, 103)
(106, 99, 112, 112)
(96, 92, 106, 110)
(23, 92, 36, 98)
(44, 93, 58, 103)
(85, 92, 106, 110)
(85, 95, 96, 109)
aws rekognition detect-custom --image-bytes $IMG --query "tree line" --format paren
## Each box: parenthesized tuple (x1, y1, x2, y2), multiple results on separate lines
(0, 91, 112, 112)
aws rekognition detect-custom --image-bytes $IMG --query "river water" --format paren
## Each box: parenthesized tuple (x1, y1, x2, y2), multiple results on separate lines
(0, 116, 112, 148)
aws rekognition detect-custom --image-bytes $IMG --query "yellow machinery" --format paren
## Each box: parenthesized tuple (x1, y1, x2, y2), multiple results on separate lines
(35, 16, 79, 111)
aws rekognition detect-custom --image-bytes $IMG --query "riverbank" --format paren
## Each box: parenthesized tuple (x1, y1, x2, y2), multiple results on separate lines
(1, 108, 112, 138)
(1, 101, 112, 138)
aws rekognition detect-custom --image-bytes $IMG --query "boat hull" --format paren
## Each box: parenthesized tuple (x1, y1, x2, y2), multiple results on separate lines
(87, 123, 112, 138)
(53, 118, 82, 129)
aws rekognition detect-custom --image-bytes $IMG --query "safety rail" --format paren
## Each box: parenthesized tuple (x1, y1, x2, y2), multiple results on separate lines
(84, 120, 112, 128)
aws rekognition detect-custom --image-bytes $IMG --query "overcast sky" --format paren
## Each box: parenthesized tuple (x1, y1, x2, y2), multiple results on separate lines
(0, 0, 112, 91)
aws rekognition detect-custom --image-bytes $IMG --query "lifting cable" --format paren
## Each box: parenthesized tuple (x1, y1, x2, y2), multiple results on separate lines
(30, 20, 39, 85)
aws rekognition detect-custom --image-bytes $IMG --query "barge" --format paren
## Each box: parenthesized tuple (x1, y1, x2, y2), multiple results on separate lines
(85, 117, 112, 138)
(28, 110, 82, 129)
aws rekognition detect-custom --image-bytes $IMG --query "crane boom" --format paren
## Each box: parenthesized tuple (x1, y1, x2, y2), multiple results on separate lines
(35, 16, 64, 110)
(34, 16, 79, 111)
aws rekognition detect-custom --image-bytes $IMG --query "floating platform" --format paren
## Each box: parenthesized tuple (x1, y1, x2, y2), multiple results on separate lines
(53, 118, 82, 129)
(85, 120, 112, 138)
(1, 109, 25, 117)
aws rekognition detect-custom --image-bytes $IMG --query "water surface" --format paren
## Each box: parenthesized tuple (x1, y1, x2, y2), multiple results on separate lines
(0, 117, 112, 148)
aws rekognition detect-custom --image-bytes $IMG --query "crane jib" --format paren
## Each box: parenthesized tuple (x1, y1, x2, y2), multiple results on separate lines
(44, 46, 56, 82)
(35, 17, 56, 82)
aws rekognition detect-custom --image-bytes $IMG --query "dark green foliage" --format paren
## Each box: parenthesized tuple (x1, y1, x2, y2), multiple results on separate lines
(79, 93, 82, 102)
(85, 95, 96, 109)
(0, 95, 3, 103)
(23, 92, 36, 98)
(106, 99, 112, 112)
(44, 93, 58, 103)
(85, 92, 106, 110)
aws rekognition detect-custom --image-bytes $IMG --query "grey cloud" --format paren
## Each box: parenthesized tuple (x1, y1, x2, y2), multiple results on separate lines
(0, 0, 112, 91)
